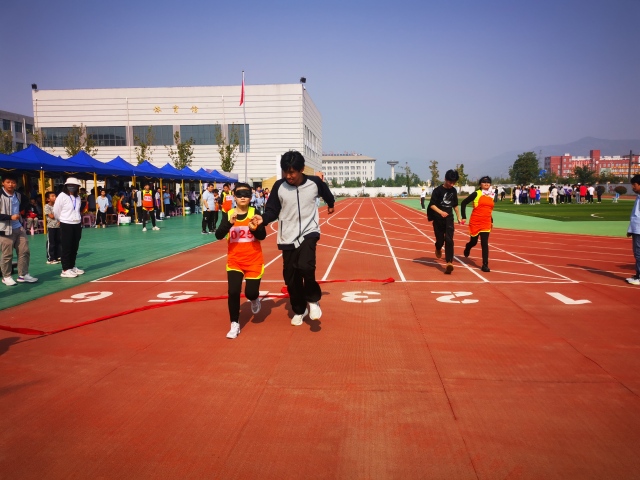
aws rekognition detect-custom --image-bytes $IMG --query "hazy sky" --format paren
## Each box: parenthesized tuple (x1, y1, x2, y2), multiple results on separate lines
(2, 0, 638, 179)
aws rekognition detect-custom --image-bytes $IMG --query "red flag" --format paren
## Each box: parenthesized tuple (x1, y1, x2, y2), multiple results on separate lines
(240, 74, 245, 106)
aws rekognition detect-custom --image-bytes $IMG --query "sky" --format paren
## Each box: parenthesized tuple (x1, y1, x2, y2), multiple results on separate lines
(1, 0, 638, 180)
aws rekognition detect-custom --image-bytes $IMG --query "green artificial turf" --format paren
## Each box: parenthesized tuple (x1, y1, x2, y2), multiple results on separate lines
(491, 199, 633, 222)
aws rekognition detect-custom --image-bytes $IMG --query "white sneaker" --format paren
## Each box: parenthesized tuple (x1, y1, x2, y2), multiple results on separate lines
(61, 269, 78, 278)
(2, 276, 17, 286)
(291, 308, 308, 326)
(142, 227, 147, 232)
(17, 274, 38, 283)
(72, 267, 85, 275)
(626, 277, 640, 286)
(308, 302, 322, 320)
(46, 260, 60, 264)
(250, 298, 261, 314)
(226, 322, 241, 339)
(152, 226, 160, 231)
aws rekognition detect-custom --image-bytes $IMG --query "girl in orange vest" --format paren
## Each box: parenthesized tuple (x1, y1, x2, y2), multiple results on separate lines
(460, 176, 494, 272)
(214, 183, 267, 339)
(141, 183, 159, 231)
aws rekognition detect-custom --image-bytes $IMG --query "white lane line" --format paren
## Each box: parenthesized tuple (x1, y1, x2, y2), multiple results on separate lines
(371, 198, 407, 282)
(389, 200, 485, 281)
(167, 254, 227, 281)
(322, 200, 365, 281)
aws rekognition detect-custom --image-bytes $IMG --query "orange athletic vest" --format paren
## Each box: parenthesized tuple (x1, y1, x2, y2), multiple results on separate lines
(469, 189, 494, 236)
(142, 190, 154, 210)
(227, 207, 263, 268)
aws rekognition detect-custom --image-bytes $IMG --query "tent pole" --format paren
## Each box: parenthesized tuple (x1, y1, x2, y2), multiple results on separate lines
(159, 179, 164, 218)
(132, 175, 138, 223)
(181, 180, 185, 216)
(94, 172, 98, 218)
(40, 170, 47, 235)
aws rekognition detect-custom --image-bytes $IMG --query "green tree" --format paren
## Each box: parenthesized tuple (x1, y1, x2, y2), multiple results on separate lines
(455, 163, 469, 186)
(166, 131, 195, 170)
(215, 123, 240, 172)
(64, 124, 98, 157)
(134, 126, 155, 165)
(573, 166, 597, 184)
(429, 160, 440, 186)
(0, 130, 13, 154)
(509, 152, 539, 185)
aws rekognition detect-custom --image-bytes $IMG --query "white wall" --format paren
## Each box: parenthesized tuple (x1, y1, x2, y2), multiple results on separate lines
(32, 84, 319, 183)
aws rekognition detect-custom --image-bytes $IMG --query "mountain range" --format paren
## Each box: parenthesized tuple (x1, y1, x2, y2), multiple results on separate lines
(471, 137, 640, 179)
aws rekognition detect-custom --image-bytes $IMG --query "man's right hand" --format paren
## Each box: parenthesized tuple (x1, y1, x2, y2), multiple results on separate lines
(252, 214, 264, 225)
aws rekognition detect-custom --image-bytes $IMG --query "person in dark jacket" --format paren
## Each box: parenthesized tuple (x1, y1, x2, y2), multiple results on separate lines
(253, 151, 335, 326)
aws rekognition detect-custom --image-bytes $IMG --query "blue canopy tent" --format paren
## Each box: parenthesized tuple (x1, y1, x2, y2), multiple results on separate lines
(106, 156, 138, 177)
(135, 161, 180, 217)
(5, 146, 97, 233)
(180, 166, 201, 181)
(67, 151, 133, 177)
(194, 168, 216, 182)
(209, 169, 238, 183)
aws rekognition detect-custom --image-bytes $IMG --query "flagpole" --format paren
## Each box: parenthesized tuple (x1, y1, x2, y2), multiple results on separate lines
(242, 71, 248, 183)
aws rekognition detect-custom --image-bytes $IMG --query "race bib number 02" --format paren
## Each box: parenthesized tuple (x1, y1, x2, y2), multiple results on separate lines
(229, 226, 254, 243)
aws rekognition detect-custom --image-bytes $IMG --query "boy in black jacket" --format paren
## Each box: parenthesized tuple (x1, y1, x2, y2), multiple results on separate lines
(427, 169, 464, 274)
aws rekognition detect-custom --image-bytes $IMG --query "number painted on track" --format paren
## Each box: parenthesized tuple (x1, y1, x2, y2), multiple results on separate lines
(60, 291, 113, 303)
(342, 291, 381, 303)
(149, 291, 199, 303)
(431, 291, 478, 304)
(546, 292, 591, 305)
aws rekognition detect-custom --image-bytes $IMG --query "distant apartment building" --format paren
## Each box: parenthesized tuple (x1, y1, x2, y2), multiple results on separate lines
(0, 110, 35, 152)
(322, 153, 376, 184)
(545, 149, 640, 178)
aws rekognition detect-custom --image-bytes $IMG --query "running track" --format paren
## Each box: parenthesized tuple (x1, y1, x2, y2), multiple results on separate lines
(1, 198, 639, 478)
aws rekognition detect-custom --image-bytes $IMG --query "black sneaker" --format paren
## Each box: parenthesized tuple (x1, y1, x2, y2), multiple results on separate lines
(481, 265, 490, 273)
(445, 263, 454, 274)
(463, 246, 470, 258)
(201, 231, 207, 235)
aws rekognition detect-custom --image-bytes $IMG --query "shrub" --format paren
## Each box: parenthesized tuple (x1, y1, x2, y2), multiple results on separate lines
(614, 186, 627, 195)
(377, 192, 386, 197)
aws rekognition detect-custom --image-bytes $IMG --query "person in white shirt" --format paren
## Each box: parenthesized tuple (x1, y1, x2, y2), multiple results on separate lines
(201, 184, 217, 234)
(96, 189, 110, 228)
(420, 187, 427, 210)
(53, 177, 85, 278)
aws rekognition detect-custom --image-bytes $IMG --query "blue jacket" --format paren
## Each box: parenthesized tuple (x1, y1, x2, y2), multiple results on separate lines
(629, 194, 640, 234)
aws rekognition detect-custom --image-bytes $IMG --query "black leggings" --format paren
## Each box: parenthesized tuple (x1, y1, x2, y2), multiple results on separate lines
(227, 270, 261, 323)
(142, 209, 156, 228)
(466, 231, 490, 266)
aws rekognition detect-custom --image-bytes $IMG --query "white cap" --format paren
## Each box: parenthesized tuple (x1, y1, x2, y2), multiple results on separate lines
(65, 177, 82, 186)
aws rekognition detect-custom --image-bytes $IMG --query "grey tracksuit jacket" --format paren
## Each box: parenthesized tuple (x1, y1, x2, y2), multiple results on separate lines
(261, 175, 335, 250)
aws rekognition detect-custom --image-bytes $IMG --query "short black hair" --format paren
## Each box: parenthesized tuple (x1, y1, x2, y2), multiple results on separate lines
(280, 150, 305, 172)
(479, 176, 492, 185)
(631, 175, 640, 185)
(2, 172, 18, 182)
(233, 182, 252, 194)
(444, 170, 459, 182)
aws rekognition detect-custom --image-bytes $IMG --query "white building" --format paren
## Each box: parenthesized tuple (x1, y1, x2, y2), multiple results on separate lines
(0, 110, 35, 152)
(322, 153, 376, 185)
(31, 84, 322, 184)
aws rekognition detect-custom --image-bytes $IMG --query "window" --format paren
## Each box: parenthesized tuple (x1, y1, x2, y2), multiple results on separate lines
(14, 122, 22, 133)
(86, 126, 127, 146)
(133, 125, 174, 146)
(2, 119, 10, 131)
(15, 142, 24, 151)
(25, 123, 33, 134)
(42, 127, 72, 147)
(180, 124, 221, 145)
(229, 124, 250, 153)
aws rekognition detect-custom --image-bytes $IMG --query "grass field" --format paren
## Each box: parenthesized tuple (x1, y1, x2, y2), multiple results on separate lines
(491, 199, 634, 222)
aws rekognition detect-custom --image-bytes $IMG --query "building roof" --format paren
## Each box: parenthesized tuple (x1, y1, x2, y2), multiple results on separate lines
(322, 154, 376, 162)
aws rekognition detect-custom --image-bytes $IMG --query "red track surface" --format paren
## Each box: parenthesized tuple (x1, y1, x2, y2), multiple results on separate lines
(1, 198, 639, 478)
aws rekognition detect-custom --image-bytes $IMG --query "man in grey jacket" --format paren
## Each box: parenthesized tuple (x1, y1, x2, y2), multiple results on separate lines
(1, 173, 38, 286)
(254, 151, 335, 326)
